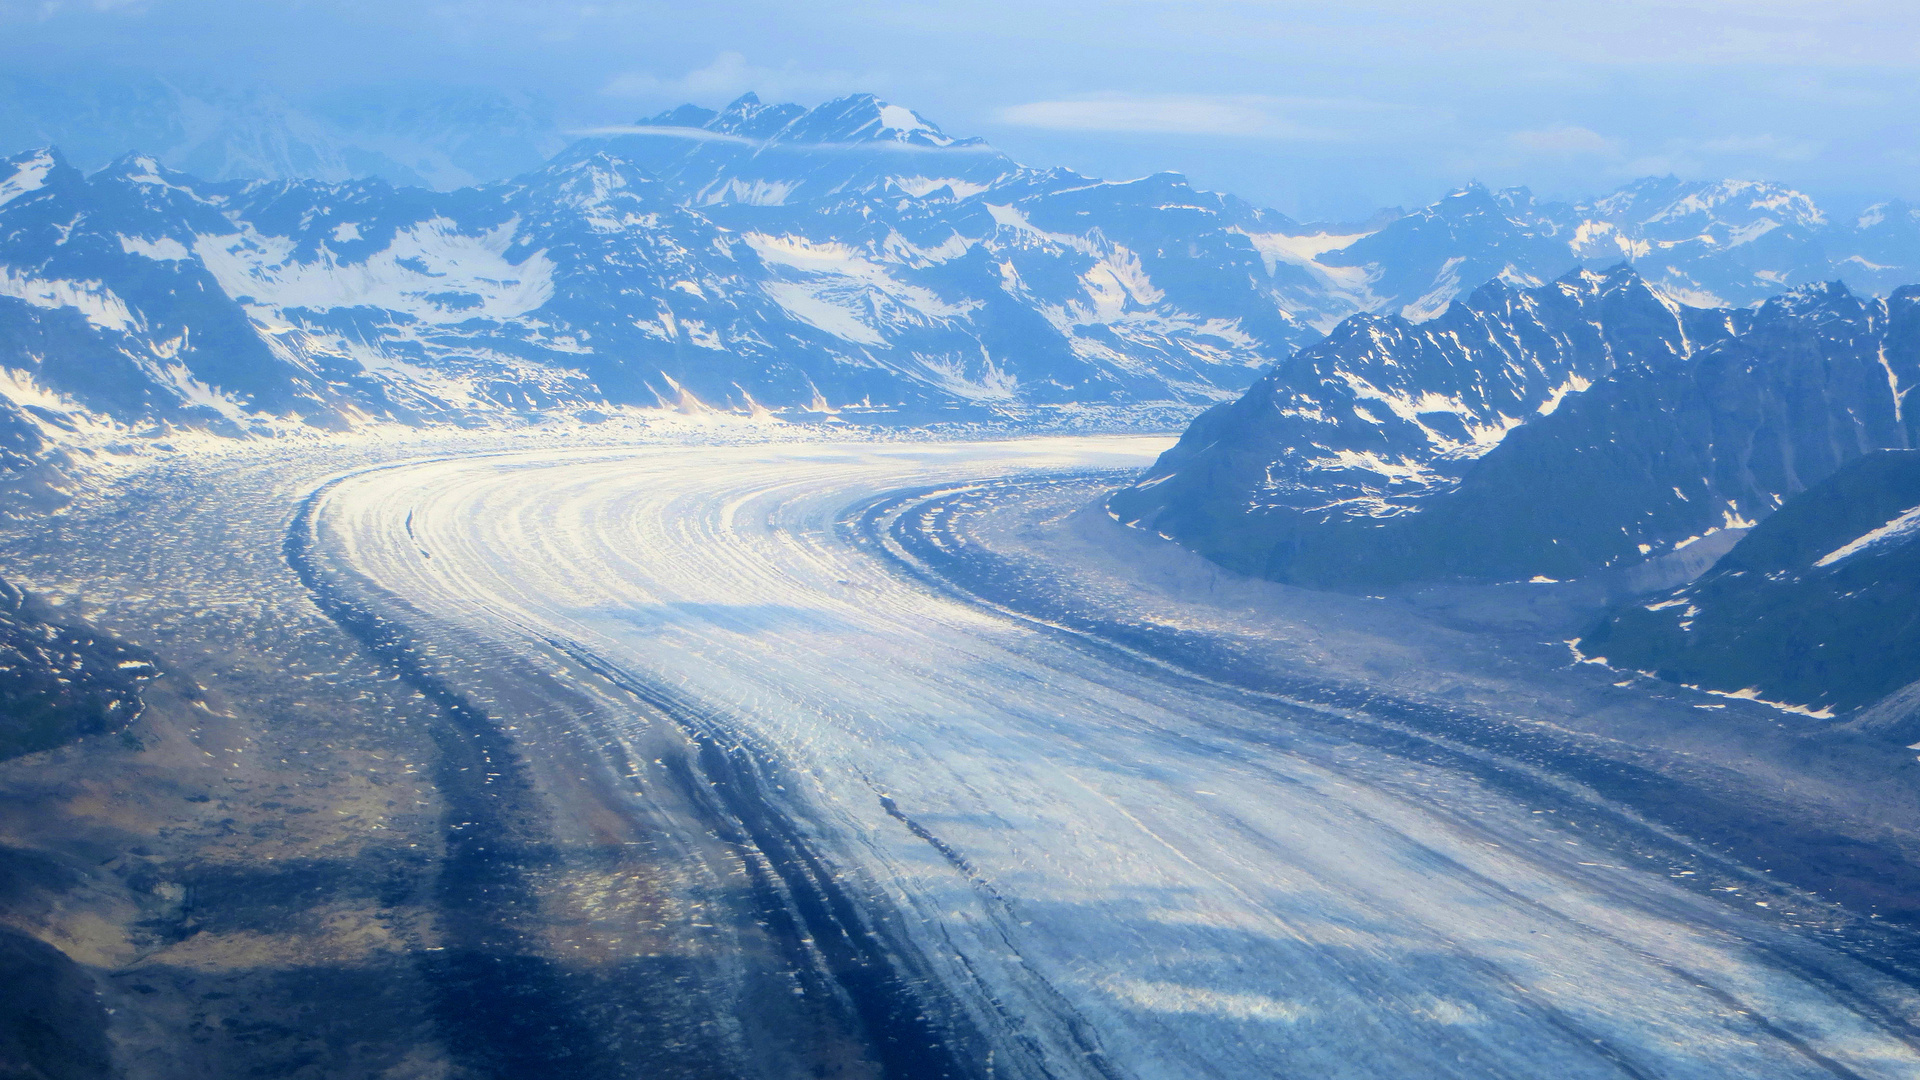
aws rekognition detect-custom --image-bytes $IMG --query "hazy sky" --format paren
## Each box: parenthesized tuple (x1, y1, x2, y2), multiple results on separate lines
(3, 0, 1917, 219)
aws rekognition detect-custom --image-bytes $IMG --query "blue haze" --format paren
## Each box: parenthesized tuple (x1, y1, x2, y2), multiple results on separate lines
(1, 0, 1917, 219)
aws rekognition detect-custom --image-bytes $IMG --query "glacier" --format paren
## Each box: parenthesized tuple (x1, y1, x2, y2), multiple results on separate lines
(286, 435, 1920, 1079)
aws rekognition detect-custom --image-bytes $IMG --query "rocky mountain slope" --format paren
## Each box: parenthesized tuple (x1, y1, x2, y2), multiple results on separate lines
(1582, 450, 1920, 717)
(1113, 272, 1920, 588)
(0, 574, 157, 760)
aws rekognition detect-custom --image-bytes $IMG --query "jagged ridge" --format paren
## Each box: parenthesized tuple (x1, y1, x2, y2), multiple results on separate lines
(1113, 270, 1920, 588)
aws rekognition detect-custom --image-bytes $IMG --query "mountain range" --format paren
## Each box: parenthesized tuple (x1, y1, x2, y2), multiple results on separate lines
(0, 94, 1325, 458)
(1112, 267, 1920, 716)
(7, 92, 1920, 511)
(1114, 270, 1920, 584)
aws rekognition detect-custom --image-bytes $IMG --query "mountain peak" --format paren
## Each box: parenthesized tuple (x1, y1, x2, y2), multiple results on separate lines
(1756, 279, 1862, 323)
(642, 103, 719, 129)
(1456, 262, 1645, 312)
(704, 93, 807, 140)
(1434, 182, 1529, 212)
(0, 146, 72, 210)
(637, 93, 976, 150)
(3, 145, 65, 170)
(1589, 176, 1825, 231)
(1857, 200, 1917, 229)
(95, 151, 181, 184)
(1573, 260, 1646, 287)
(769, 94, 961, 148)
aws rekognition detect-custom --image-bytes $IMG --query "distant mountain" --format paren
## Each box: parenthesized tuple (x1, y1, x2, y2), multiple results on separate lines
(1582, 450, 1920, 716)
(0, 99, 1316, 457)
(1308, 178, 1920, 322)
(588, 91, 1015, 204)
(582, 109, 1920, 333)
(7, 90, 1920, 487)
(1113, 272, 1920, 588)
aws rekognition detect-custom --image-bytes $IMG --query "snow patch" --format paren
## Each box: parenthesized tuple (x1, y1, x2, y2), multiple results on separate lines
(0, 271, 138, 332)
(1308, 448, 1443, 485)
(702, 178, 800, 206)
(1079, 247, 1163, 320)
(892, 176, 992, 200)
(1725, 219, 1780, 247)
(747, 232, 977, 346)
(1536, 374, 1592, 416)
(1237, 230, 1370, 266)
(878, 104, 933, 136)
(1704, 686, 1837, 719)
(118, 234, 192, 261)
(0, 366, 124, 442)
(1401, 257, 1466, 322)
(985, 203, 1096, 254)
(159, 364, 255, 424)
(193, 217, 555, 323)
(1814, 504, 1920, 567)
(1570, 220, 1650, 261)
(0, 151, 55, 208)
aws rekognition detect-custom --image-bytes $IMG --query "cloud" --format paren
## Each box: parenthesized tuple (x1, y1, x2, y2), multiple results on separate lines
(566, 124, 759, 143)
(1, 0, 146, 15)
(600, 51, 867, 103)
(1508, 125, 1620, 157)
(1623, 133, 1826, 177)
(566, 123, 1002, 155)
(994, 95, 1336, 138)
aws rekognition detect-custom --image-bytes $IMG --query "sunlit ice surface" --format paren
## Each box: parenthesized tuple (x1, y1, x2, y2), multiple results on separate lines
(303, 436, 1920, 1079)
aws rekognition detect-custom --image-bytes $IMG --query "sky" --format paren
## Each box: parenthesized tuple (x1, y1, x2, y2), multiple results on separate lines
(1, 0, 1917, 219)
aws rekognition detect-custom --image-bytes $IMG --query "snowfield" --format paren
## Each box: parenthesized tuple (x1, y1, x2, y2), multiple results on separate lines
(302, 436, 1920, 1079)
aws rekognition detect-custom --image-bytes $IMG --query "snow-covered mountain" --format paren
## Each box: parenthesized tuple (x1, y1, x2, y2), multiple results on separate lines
(0, 94, 1335, 471)
(7, 90, 1920, 495)
(1316, 178, 1920, 322)
(1113, 272, 1920, 589)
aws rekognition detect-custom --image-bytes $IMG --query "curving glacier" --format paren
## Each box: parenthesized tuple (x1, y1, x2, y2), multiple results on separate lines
(290, 436, 1920, 1079)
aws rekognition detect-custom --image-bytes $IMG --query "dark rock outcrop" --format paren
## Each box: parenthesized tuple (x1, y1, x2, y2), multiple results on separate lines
(0, 575, 157, 760)
(1584, 450, 1920, 714)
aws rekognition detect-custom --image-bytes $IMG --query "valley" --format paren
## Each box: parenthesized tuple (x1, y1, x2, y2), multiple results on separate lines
(3, 59, 1920, 1079)
(7, 431, 1916, 1077)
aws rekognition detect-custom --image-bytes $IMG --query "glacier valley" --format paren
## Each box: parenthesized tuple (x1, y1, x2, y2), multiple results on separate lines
(9, 430, 1910, 1077)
